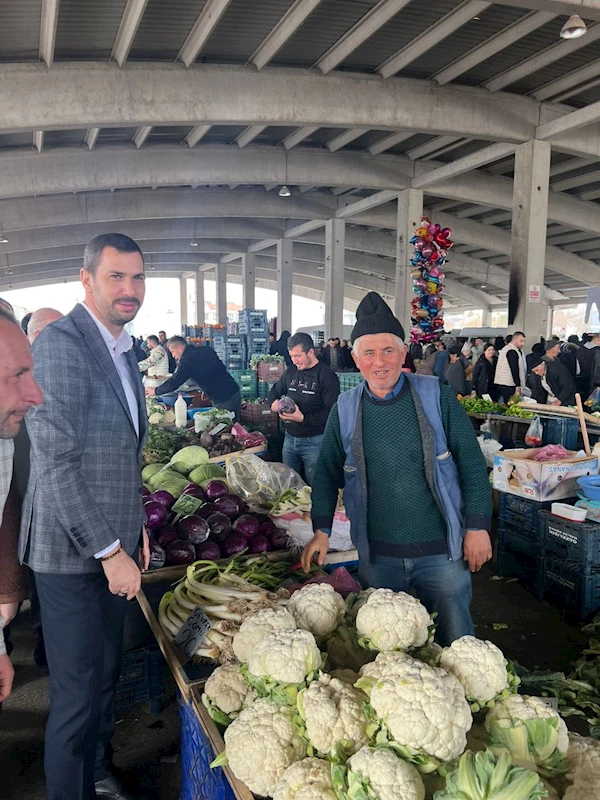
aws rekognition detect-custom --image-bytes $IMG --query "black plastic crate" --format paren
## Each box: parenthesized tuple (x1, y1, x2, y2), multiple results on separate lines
(115, 646, 164, 714)
(540, 511, 600, 574)
(497, 524, 544, 592)
(498, 493, 552, 535)
(539, 554, 600, 620)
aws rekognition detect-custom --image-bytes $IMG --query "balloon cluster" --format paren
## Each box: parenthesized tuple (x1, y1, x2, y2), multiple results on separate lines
(410, 217, 453, 344)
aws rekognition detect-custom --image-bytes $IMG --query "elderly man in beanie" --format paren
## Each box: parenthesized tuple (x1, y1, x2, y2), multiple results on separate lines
(301, 292, 492, 646)
(527, 344, 577, 407)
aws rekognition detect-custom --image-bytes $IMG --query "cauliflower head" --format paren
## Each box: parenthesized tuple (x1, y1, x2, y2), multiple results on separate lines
(485, 694, 569, 778)
(439, 636, 518, 709)
(202, 663, 255, 725)
(233, 606, 296, 663)
(248, 628, 322, 685)
(356, 652, 472, 764)
(272, 758, 336, 800)
(566, 733, 600, 781)
(287, 584, 345, 638)
(223, 698, 307, 797)
(355, 589, 431, 652)
(297, 673, 370, 756)
(335, 746, 425, 800)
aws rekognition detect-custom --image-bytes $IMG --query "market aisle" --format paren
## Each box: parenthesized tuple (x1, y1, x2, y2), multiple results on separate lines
(0, 564, 588, 800)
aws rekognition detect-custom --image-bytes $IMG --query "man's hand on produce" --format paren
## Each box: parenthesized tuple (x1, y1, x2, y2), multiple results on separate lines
(0, 602, 19, 626)
(145, 387, 156, 397)
(0, 653, 14, 703)
(102, 548, 142, 600)
(270, 400, 279, 413)
(463, 529, 492, 573)
(140, 526, 150, 572)
(301, 530, 329, 572)
(279, 407, 304, 423)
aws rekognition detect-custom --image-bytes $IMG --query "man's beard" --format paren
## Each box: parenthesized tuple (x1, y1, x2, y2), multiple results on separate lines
(0, 413, 21, 439)
(105, 298, 141, 326)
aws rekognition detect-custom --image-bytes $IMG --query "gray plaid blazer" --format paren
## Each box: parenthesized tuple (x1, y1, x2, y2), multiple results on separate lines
(19, 304, 148, 574)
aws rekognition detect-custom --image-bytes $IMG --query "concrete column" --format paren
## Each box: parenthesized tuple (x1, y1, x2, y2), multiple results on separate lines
(241, 252, 256, 310)
(179, 274, 188, 328)
(277, 239, 293, 333)
(195, 271, 205, 326)
(480, 308, 491, 327)
(546, 305, 554, 340)
(395, 189, 423, 336)
(216, 263, 227, 325)
(509, 140, 551, 342)
(324, 219, 345, 340)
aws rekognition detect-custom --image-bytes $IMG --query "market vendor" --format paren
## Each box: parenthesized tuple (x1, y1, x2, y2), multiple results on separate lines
(268, 332, 339, 485)
(528, 350, 576, 407)
(137, 334, 170, 388)
(301, 292, 492, 646)
(147, 335, 241, 417)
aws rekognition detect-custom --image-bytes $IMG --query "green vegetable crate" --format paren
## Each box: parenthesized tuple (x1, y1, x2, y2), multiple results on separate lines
(258, 380, 276, 399)
(336, 372, 364, 392)
(230, 369, 258, 401)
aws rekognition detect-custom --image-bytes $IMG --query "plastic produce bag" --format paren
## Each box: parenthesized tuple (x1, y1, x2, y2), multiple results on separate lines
(477, 436, 503, 468)
(524, 416, 543, 447)
(531, 444, 570, 462)
(226, 454, 305, 511)
(585, 387, 600, 412)
(287, 567, 362, 598)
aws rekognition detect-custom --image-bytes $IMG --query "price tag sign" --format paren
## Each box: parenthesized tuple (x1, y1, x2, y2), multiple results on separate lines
(173, 606, 212, 665)
(171, 494, 203, 516)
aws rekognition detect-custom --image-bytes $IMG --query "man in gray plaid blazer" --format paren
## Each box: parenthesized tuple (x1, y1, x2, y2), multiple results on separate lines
(20, 233, 149, 800)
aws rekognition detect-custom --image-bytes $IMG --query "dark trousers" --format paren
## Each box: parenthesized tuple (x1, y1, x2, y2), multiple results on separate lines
(35, 572, 129, 800)
(497, 384, 516, 404)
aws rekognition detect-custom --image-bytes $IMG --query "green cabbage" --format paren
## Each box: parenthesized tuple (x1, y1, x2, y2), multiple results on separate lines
(169, 446, 209, 475)
(142, 463, 167, 483)
(156, 476, 190, 499)
(189, 463, 226, 485)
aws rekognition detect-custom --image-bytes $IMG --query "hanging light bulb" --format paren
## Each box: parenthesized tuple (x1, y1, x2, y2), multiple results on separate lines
(279, 185, 291, 197)
(0, 234, 8, 244)
(560, 15, 587, 40)
(190, 239, 199, 247)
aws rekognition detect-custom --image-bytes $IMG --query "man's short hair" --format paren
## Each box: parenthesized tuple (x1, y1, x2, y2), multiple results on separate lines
(0, 298, 14, 318)
(513, 331, 525, 338)
(328, 337, 336, 343)
(158, 330, 166, 336)
(167, 335, 187, 348)
(448, 345, 461, 356)
(288, 332, 315, 353)
(146, 335, 159, 345)
(83, 233, 144, 276)
(0, 307, 18, 326)
(20, 312, 32, 334)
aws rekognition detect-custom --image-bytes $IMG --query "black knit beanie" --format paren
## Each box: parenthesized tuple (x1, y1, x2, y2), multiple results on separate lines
(351, 292, 405, 343)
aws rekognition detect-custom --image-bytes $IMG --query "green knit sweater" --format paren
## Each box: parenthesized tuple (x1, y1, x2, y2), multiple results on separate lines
(311, 382, 492, 558)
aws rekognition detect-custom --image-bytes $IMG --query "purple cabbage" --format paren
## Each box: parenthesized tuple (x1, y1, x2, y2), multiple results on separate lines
(259, 521, 279, 538)
(165, 540, 196, 566)
(247, 534, 271, 554)
(182, 484, 205, 501)
(221, 532, 247, 558)
(141, 486, 151, 498)
(270, 530, 290, 551)
(207, 512, 232, 542)
(156, 525, 179, 548)
(148, 539, 166, 570)
(276, 395, 296, 415)
(214, 494, 244, 520)
(204, 480, 229, 501)
(178, 515, 210, 545)
(197, 502, 218, 520)
(144, 501, 169, 531)
(233, 514, 260, 539)
(195, 540, 222, 561)
(151, 490, 175, 510)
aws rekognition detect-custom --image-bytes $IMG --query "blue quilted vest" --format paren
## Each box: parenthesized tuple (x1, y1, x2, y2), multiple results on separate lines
(336, 373, 465, 563)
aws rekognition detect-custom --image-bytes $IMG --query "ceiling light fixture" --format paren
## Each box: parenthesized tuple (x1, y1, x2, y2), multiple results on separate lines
(279, 185, 291, 197)
(190, 239, 199, 247)
(0, 234, 8, 244)
(560, 14, 587, 40)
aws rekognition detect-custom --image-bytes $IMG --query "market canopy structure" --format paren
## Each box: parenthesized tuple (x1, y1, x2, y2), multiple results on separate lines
(2, 0, 600, 336)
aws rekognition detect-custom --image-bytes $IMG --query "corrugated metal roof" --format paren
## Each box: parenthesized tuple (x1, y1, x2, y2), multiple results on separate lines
(44, 129, 87, 148)
(96, 127, 139, 146)
(199, 0, 296, 63)
(385, 133, 434, 156)
(511, 31, 600, 95)
(261, 126, 303, 143)
(271, 0, 380, 68)
(129, 0, 208, 61)
(54, 0, 127, 61)
(201, 125, 248, 144)
(0, 132, 34, 150)
(0, 0, 41, 62)
(146, 126, 194, 145)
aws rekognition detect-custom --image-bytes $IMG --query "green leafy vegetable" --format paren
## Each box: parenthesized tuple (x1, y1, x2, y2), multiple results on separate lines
(433, 750, 548, 800)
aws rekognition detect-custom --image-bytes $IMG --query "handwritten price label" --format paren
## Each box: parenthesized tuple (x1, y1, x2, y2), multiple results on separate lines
(173, 606, 211, 665)
(171, 494, 203, 516)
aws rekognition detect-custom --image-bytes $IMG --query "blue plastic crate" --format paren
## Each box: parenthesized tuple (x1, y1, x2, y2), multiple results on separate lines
(496, 524, 544, 592)
(179, 693, 235, 800)
(540, 554, 600, 620)
(498, 493, 552, 535)
(541, 417, 579, 450)
(540, 511, 600, 574)
(115, 646, 164, 714)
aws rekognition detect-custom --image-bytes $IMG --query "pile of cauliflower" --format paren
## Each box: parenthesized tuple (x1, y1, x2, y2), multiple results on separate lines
(201, 584, 596, 800)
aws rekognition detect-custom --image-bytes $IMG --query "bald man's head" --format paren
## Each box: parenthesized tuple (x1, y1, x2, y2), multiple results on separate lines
(27, 308, 63, 343)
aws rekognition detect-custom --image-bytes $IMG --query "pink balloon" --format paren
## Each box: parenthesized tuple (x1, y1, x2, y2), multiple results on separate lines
(421, 244, 434, 259)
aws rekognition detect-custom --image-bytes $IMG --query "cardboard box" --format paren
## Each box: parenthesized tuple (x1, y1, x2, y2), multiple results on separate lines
(493, 449, 599, 502)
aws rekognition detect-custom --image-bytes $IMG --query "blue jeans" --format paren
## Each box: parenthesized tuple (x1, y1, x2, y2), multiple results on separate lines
(359, 553, 473, 646)
(282, 432, 324, 486)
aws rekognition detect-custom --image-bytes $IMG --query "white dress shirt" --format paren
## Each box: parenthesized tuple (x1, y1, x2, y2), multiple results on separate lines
(79, 302, 140, 558)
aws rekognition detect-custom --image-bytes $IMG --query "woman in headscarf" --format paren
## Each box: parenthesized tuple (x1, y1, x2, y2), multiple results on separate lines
(275, 330, 293, 367)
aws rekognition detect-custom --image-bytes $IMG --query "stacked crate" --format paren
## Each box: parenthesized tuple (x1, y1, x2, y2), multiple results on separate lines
(496, 494, 551, 592)
(213, 334, 247, 372)
(336, 372, 365, 392)
(239, 310, 270, 363)
(230, 369, 258, 401)
(240, 402, 280, 436)
(539, 511, 600, 619)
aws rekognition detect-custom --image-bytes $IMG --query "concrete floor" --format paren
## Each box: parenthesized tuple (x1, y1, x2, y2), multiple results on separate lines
(0, 563, 588, 800)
